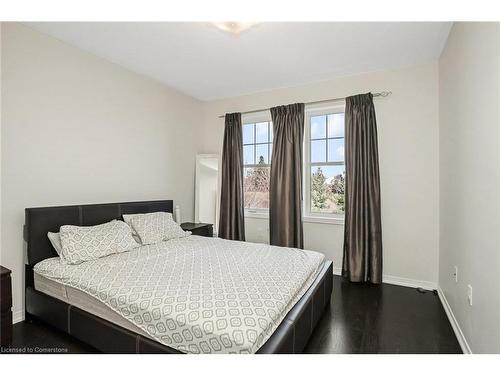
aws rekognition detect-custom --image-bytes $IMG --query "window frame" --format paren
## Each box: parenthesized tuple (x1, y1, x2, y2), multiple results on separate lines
(242, 111, 273, 217)
(303, 102, 346, 225)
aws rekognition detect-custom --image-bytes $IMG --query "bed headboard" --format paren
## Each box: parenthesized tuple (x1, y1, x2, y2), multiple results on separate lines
(24, 200, 174, 266)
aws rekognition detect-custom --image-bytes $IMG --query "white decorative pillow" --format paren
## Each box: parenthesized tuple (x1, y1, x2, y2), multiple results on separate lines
(59, 220, 139, 265)
(122, 214, 140, 237)
(47, 232, 63, 256)
(122, 212, 173, 239)
(122, 215, 144, 245)
(125, 212, 190, 245)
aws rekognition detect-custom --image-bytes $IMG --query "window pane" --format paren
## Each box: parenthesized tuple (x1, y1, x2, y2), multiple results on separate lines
(311, 140, 326, 163)
(255, 143, 268, 164)
(243, 166, 270, 209)
(255, 122, 269, 143)
(311, 115, 326, 139)
(270, 122, 273, 142)
(243, 123, 254, 144)
(328, 138, 345, 162)
(269, 143, 273, 162)
(327, 113, 344, 138)
(243, 144, 255, 165)
(310, 166, 345, 214)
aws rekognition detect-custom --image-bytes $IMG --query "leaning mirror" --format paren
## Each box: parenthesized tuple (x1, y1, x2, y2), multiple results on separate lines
(194, 154, 219, 236)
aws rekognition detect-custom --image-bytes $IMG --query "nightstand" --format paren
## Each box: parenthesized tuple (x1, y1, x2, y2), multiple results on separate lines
(1, 265, 13, 347)
(181, 222, 214, 237)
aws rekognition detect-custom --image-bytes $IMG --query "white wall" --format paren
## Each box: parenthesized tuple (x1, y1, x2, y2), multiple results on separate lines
(439, 22, 500, 353)
(1, 23, 202, 321)
(200, 63, 440, 287)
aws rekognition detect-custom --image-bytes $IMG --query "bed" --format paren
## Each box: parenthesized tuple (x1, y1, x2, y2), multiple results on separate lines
(24, 200, 333, 353)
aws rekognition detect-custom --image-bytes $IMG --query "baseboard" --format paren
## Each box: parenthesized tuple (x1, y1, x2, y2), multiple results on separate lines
(332, 267, 437, 290)
(382, 275, 437, 290)
(13, 309, 24, 324)
(437, 287, 472, 354)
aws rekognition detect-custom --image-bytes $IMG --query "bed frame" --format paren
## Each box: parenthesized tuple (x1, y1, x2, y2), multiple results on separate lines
(24, 200, 333, 354)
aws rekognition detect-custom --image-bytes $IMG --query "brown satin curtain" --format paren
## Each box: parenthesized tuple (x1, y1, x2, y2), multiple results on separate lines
(218, 113, 245, 241)
(269, 103, 305, 249)
(342, 93, 383, 284)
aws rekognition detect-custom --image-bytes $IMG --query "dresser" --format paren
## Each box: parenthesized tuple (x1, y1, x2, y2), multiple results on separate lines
(0, 265, 13, 347)
(181, 222, 214, 237)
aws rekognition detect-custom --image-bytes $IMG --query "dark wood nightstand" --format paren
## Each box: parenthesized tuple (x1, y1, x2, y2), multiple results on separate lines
(181, 222, 214, 237)
(1, 265, 13, 347)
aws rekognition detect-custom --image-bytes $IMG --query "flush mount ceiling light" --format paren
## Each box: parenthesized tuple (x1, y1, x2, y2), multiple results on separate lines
(212, 22, 259, 35)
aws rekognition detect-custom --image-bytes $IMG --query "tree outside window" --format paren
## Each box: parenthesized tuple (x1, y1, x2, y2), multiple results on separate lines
(308, 111, 345, 216)
(243, 121, 272, 210)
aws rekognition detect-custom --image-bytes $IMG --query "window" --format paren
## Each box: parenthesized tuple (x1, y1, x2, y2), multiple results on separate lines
(242, 116, 273, 211)
(241, 106, 345, 222)
(304, 105, 345, 219)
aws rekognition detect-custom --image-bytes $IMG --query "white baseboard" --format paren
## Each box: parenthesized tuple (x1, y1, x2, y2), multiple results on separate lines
(382, 275, 437, 290)
(13, 309, 24, 324)
(332, 267, 437, 290)
(437, 287, 472, 354)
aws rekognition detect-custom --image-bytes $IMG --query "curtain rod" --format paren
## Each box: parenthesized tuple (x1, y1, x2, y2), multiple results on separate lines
(217, 91, 392, 119)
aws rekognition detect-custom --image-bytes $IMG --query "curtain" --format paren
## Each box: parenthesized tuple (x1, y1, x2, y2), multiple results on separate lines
(269, 103, 305, 248)
(218, 113, 245, 241)
(342, 93, 383, 284)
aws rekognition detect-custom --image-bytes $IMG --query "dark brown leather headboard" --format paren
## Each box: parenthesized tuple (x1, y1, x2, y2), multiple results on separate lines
(24, 200, 173, 266)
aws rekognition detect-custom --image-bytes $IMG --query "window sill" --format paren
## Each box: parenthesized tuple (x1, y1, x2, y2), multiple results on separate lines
(245, 212, 344, 225)
(245, 211, 269, 220)
(302, 216, 345, 225)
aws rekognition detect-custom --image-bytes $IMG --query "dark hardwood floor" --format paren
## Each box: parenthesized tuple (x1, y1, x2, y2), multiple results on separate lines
(304, 276, 461, 353)
(2, 276, 461, 354)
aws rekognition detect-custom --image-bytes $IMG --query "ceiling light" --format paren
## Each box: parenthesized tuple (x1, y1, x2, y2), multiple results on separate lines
(212, 22, 258, 35)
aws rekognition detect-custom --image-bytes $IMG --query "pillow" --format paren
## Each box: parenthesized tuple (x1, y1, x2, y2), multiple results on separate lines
(122, 212, 173, 238)
(122, 214, 141, 241)
(47, 232, 63, 256)
(125, 212, 190, 245)
(59, 220, 139, 265)
(119, 219, 142, 245)
(123, 213, 176, 231)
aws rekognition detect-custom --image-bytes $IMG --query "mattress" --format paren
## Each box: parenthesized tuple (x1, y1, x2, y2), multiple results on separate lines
(34, 235, 325, 354)
(34, 272, 148, 337)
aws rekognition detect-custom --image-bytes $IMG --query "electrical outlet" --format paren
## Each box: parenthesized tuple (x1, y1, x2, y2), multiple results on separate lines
(467, 285, 473, 306)
(454, 266, 458, 283)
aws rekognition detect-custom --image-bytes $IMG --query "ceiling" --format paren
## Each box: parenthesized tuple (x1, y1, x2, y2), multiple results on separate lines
(26, 22, 452, 101)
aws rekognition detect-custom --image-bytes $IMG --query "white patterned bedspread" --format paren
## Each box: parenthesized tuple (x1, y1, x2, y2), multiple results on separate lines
(34, 236, 325, 354)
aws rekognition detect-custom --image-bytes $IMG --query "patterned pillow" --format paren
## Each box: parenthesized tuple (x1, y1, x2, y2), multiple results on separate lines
(119, 217, 142, 245)
(59, 220, 139, 265)
(122, 214, 141, 238)
(125, 212, 190, 245)
(47, 231, 63, 256)
(122, 212, 174, 238)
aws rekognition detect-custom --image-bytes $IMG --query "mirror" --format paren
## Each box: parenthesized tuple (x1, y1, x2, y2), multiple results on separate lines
(195, 154, 219, 236)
